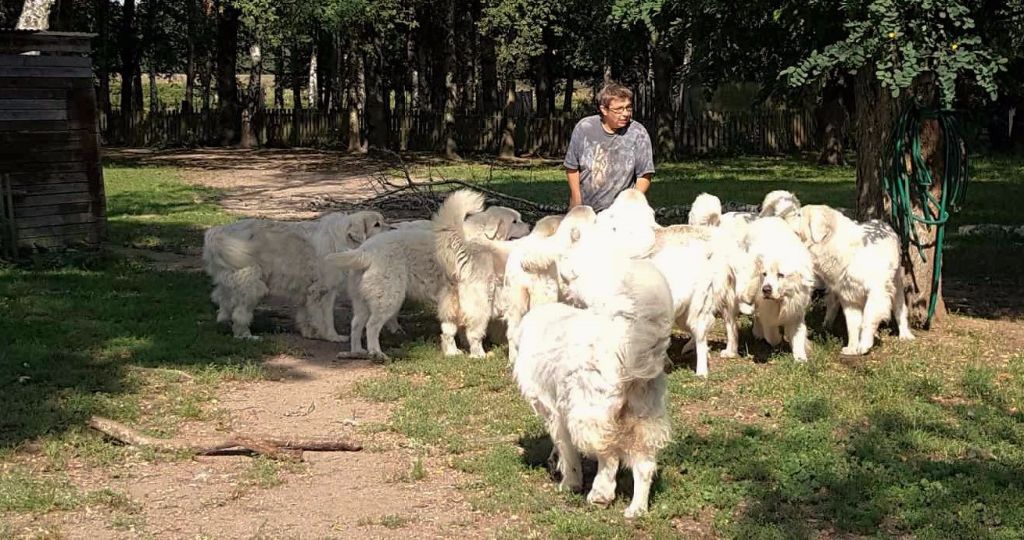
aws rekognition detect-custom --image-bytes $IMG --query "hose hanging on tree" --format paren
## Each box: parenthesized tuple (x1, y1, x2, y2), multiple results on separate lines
(882, 103, 970, 326)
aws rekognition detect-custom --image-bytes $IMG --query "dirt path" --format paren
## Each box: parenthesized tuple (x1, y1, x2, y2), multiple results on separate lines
(106, 147, 403, 220)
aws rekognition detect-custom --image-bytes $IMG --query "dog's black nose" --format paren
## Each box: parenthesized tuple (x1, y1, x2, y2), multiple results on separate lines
(762, 284, 773, 295)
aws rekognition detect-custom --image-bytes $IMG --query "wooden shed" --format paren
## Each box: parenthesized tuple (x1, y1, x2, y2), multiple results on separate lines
(0, 30, 105, 255)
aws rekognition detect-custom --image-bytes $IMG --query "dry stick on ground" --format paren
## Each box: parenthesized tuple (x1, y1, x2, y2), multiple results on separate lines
(88, 416, 362, 462)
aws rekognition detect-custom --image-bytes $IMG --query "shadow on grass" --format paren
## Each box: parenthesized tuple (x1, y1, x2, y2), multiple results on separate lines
(0, 252, 287, 448)
(662, 396, 1024, 538)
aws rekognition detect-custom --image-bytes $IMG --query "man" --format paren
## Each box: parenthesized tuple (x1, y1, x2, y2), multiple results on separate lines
(564, 82, 655, 212)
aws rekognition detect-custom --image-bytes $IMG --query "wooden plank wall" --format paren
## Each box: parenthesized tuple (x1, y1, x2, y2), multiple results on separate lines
(0, 33, 105, 250)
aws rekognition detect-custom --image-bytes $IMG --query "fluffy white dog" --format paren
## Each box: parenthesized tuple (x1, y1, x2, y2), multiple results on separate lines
(434, 190, 531, 357)
(327, 191, 526, 358)
(742, 216, 816, 361)
(514, 245, 673, 518)
(202, 211, 388, 341)
(791, 205, 914, 355)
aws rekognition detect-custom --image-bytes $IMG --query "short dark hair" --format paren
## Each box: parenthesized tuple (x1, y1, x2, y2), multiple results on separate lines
(597, 82, 633, 109)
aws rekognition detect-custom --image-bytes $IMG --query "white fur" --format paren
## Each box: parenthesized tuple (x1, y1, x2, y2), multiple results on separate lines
(202, 211, 388, 341)
(514, 254, 673, 518)
(741, 217, 816, 361)
(793, 205, 914, 355)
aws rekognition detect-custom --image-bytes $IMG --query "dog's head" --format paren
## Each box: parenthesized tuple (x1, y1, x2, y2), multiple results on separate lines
(519, 206, 596, 274)
(688, 193, 722, 227)
(598, 188, 658, 230)
(759, 190, 802, 220)
(336, 210, 389, 248)
(529, 214, 563, 239)
(468, 206, 531, 240)
(746, 248, 815, 303)
(792, 205, 835, 245)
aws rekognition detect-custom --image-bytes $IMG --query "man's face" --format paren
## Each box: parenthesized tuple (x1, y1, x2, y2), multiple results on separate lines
(601, 97, 633, 130)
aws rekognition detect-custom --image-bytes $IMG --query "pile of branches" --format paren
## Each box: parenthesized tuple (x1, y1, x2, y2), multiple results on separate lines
(309, 152, 759, 223)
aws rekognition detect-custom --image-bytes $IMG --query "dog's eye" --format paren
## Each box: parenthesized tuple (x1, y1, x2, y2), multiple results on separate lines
(777, 272, 785, 279)
(762, 272, 768, 277)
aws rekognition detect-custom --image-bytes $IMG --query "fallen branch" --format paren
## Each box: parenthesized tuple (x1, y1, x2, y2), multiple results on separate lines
(87, 416, 361, 462)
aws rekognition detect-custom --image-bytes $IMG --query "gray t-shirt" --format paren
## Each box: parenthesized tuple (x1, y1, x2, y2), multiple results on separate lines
(563, 115, 655, 212)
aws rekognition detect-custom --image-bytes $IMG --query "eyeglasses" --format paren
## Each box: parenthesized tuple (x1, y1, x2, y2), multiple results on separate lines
(604, 105, 633, 116)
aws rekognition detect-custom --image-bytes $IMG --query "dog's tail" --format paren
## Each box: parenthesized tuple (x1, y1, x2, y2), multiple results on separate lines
(433, 189, 486, 282)
(323, 249, 374, 274)
(202, 226, 258, 277)
(618, 261, 675, 381)
(688, 193, 722, 227)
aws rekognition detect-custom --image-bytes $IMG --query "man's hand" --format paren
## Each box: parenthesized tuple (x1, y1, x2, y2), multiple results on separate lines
(566, 169, 583, 208)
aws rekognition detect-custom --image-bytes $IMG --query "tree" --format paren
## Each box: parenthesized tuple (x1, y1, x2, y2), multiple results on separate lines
(16, 0, 56, 29)
(783, 0, 1006, 326)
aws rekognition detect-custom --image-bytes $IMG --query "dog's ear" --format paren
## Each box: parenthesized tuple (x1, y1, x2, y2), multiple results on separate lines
(347, 217, 369, 246)
(740, 254, 764, 304)
(808, 211, 831, 244)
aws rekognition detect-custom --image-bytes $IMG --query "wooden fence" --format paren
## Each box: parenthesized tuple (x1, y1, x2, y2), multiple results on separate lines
(100, 107, 818, 157)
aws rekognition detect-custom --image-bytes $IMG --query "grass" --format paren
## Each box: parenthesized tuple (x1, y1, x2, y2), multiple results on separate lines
(0, 165, 279, 517)
(3, 152, 1023, 538)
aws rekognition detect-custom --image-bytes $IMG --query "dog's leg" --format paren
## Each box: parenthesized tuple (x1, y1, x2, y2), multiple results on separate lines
(759, 303, 782, 346)
(823, 291, 839, 329)
(384, 316, 404, 335)
(462, 283, 492, 359)
(721, 305, 740, 359)
(551, 417, 582, 493)
(751, 314, 764, 339)
(211, 285, 232, 323)
(785, 319, 810, 362)
(231, 304, 258, 340)
(438, 288, 463, 356)
(312, 285, 347, 343)
(858, 288, 892, 354)
(586, 454, 619, 507)
(840, 304, 864, 355)
(893, 273, 915, 340)
(349, 297, 369, 353)
(687, 317, 712, 378)
(623, 455, 657, 518)
(365, 312, 391, 360)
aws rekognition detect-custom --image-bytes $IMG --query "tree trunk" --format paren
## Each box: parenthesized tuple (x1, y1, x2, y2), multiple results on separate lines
(201, 55, 212, 111)
(118, 0, 138, 141)
(291, 43, 303, 112)
(853, 68, 892, 221)
(498, 77, 516, 159)
(562, 69, 573, 113)
(442, 0, 460, 159)
(364, 38, 388, 149)
(16, 0, 56, 29)
(96, 0, 112, 119)
(651, 30, 674, 160)
(479, 34, 498, 116)
(273, 47, 285, 108)
(148, 63, 158, 112)
(241, 43, 262, 148)
(184, 0, 195, 111)
(347, 50, 365, 154)
(817, 80, 848, 166)
(308, 46, 318, 109)
(534, 58, 549, 116)
(133, 62, 143, 113)
(215, 0, 241, 145)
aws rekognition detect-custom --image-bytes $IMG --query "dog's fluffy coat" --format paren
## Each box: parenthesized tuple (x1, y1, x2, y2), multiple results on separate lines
(514, 246, 673, 518)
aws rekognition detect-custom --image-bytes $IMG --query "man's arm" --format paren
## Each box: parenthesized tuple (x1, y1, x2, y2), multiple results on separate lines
(635, 173, 653, 194)
(567, 169, 583, 208)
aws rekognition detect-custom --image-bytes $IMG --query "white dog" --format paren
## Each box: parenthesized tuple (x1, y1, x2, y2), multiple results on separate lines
(742, 216, 816, 361)
(202, 211, 388, 341)
(514, 247, 673, 518)
(327, 192, 526, 358)
(791, 205, 914, 355)
(434, 190, 531, 357)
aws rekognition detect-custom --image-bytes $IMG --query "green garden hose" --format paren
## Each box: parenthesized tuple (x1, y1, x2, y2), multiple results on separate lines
(882, 104, 970, 326)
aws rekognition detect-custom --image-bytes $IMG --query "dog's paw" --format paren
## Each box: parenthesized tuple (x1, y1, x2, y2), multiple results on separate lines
(898, 332, 916, 341)
(370, 352, 391, 362)
(586, 488, 614, 507)
(323, 333, 349, 343)
(840, 345, 864, 356)
(559, 478, 582, 494)
(719, 349, 738, 359)
(623, 503, 648, 519)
